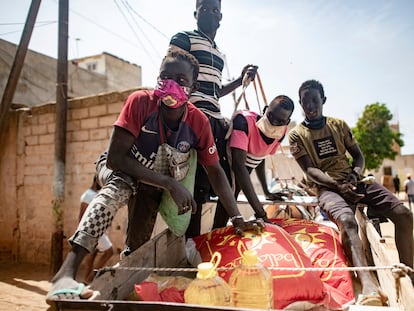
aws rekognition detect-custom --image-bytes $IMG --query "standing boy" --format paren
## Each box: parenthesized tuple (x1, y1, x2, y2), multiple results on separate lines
(169, 0, 258, 238)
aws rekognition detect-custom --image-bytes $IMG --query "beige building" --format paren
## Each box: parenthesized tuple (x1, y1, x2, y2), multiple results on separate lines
(0, 38, 142, 107)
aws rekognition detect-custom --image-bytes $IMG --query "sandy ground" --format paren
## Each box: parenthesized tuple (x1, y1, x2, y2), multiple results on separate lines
(0, 260, 52, 311)
(0, 198, 411, 311)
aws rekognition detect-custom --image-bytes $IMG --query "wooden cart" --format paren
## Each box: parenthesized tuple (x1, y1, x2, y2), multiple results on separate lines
(50, 205, 413, 311)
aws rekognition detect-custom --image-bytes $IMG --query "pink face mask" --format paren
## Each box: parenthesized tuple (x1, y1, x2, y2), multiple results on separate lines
(154, 79, 191, 109)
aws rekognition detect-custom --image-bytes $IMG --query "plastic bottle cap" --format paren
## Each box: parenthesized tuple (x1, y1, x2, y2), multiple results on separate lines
(242, 249, 259, 265)
(197, 262, 217, 279)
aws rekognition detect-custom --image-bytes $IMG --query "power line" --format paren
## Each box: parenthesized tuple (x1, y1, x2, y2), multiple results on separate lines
(0, 21, 57, 36)
(113, 0, 160, 70)
(120, 0, 164, 58)
(0, 21, 56, 26)
(122, 0, 168, 40)
(68, 7, 143, 51)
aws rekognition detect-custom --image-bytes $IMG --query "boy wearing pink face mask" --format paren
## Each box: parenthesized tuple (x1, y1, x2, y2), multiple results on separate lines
(46, 49, 264, 303)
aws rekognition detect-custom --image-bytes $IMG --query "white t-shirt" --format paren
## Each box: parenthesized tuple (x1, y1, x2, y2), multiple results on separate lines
(80, 188, 97, 204)
(404, 178, 414, 195)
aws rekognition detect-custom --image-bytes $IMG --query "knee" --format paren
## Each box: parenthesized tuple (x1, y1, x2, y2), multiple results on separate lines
(337, 213, 359, 232)
(391, 204, 413, 227)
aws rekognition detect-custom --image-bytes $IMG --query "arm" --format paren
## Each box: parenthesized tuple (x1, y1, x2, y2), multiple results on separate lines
(204, 162, 242, 219)
(295, 153, 356, 193)
(220, 77, 242, 97)
(347, 143, 365, 178)
(204, 162, 265, 234)
(231, 148, 268, 220)
(255, 160, 270, 196)
(107, 126, 196, 213)
(296, 153, 364, 202)
(295, 154, 339, 190)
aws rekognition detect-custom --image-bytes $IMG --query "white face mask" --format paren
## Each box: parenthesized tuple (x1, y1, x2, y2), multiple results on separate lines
(256, 114, 287, 140)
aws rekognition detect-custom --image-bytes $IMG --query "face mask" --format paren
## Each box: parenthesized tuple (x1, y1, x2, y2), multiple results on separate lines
(197, 13, 220, 34)
(154, 79, 190, 109)
(256, 114, 287, 140)
(303, 116, 326, 129)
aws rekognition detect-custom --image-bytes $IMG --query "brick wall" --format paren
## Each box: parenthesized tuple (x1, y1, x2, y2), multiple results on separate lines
(0, 89, 141, 263)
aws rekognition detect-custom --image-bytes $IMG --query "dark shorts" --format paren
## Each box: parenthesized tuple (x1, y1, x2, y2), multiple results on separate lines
(194, 115, 231, 203)
(318, 181, 402, 223)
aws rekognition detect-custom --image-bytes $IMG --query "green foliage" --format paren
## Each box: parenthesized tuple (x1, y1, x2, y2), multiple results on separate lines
(352, 102, 404, 170)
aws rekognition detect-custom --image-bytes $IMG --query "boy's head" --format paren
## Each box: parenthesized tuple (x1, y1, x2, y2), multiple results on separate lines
(299, 80, 325, 100)
(156, 49, 200, 109)
(298, 80, 327, 120)
(265, 95, 294, 125)
(257, 95, 294, 139)
(195, 0, 222, 33)
(161, 48, 199, 83)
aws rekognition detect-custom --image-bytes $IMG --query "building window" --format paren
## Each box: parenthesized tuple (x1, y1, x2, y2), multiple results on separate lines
(87, 62, 97, 71)
(383, 166, 392, 175)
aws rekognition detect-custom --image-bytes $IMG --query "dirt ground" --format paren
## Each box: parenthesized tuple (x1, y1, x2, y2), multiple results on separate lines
(0, 201, 411, 311)
(0, 260, 52, 311)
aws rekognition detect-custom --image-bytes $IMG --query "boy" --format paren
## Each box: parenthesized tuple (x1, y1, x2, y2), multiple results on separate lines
(289, 79, 413, 305)
(213, 95, 294, 228)
(46, 49, 263, 302)
(169, 0, 258, 238)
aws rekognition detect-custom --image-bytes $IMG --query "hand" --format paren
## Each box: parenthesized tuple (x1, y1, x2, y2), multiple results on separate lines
(231, 216, 265, 236)
(265, 192, 285, 201)
(241, 64, 258, 84)
(168, 180, 197, 215)
(337, 182, 365, 204)
(345, 171, 359, 186)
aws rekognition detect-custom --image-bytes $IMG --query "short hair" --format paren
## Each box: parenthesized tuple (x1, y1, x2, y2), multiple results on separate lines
(273, 95, 294, 112)
(162, 48, 199, 82)
(196, 0, 221, 9)
(298, 80, 325, 99)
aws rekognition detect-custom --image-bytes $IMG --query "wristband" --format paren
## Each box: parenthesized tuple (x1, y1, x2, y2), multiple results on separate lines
(231, 215, 244, 223)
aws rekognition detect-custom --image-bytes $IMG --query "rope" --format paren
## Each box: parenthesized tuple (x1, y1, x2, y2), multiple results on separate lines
(99, 263, 413, 275)
(233, 71, 266, 114)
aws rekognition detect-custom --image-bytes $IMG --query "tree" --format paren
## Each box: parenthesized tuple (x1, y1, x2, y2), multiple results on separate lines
(352, 102, 403, 170)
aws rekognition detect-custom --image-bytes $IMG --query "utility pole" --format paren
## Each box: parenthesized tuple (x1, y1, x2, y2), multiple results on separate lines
(0, 0, 41, 147)
(50, 0, 69, 274)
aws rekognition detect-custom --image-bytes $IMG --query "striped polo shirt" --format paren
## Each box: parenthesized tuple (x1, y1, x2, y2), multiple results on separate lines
(170, 30, 224, 118)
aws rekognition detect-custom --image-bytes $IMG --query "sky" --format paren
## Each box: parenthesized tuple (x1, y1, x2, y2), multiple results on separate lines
(1, 0, 414, 155)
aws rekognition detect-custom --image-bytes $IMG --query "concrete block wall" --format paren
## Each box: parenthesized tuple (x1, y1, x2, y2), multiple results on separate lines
(0, 88, 142, 263)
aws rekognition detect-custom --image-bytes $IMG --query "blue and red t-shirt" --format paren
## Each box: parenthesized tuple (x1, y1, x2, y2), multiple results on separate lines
(114, 90, 219, 169)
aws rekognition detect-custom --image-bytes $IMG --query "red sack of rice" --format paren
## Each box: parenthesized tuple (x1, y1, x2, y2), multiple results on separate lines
(272, 218, 355, 309)
(193, 223, 327, 309)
